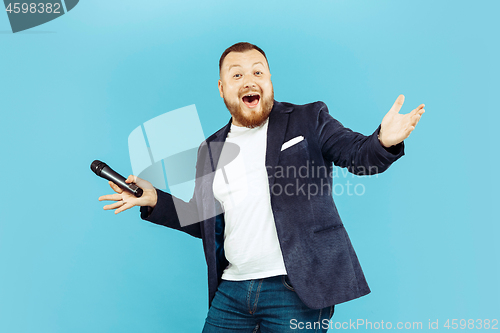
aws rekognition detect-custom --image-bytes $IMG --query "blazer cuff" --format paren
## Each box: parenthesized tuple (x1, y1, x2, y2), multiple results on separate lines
(140, 188, 172, 223)
(372, 125, 405, 159)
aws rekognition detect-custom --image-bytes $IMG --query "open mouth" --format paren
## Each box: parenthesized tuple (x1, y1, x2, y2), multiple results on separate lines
(242, 93, 261, 108)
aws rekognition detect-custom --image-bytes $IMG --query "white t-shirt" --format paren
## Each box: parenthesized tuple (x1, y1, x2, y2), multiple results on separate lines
(213, 118, 287, 281)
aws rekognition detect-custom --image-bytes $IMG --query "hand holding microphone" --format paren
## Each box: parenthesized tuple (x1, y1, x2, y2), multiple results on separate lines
(92, 160, 157, 214)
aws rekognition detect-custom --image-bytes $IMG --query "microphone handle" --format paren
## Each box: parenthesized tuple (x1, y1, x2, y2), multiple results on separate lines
(101, 165, 143, 197)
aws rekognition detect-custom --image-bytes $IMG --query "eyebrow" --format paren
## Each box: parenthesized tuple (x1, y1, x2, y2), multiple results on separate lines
(228, 61, 265, 71)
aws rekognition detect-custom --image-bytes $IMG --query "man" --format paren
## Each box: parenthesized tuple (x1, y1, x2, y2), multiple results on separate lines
(99, 42, 425, 332)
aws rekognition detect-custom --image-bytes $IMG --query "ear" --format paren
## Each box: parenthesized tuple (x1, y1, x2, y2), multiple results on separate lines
(218, 79, 224, 99)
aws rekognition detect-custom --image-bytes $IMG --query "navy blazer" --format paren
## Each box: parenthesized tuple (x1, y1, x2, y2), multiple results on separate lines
(140, 100, 404, 309)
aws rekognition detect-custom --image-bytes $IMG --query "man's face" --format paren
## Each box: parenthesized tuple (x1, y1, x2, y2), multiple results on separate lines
(218, 49, 274, 128)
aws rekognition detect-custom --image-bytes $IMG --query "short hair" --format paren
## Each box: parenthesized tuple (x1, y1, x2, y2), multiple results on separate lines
(219, 42, 269, 73)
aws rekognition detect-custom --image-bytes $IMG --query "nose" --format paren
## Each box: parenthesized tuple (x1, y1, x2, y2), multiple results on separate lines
(243, 77, 256, 90)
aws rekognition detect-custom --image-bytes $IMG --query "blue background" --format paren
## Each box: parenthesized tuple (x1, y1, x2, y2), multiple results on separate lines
(1, 0, 498, 332)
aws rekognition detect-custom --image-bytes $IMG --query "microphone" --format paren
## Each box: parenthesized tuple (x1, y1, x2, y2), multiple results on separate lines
(91, 160, 143, 197)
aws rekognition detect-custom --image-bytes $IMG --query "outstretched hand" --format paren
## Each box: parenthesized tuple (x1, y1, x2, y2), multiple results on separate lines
(379, 95, 425, 147)
(98, 175, 157, 214)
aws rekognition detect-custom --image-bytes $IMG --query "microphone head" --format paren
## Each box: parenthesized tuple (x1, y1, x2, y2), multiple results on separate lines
(91, 160, 107, 176)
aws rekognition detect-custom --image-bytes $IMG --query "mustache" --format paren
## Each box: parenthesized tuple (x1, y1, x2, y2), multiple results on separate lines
(239, 88, 262, 98)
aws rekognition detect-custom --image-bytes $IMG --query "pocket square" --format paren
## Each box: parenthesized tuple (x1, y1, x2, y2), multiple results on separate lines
(281, 136, 304, 151)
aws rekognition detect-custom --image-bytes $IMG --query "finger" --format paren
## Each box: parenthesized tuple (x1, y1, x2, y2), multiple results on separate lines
(99, 193, 122, 201)
(389, 94, 405, 114)
(410, 118, 419, 128)
(406, 125, 415, 135)
(103, 201, 125, 210)
(411, 113, 422, 123)
(414, 114, 423, 127)
(125, 175, 137, 184)
(412, 108, 425, 123)
(109, 181, 123, 193)
(410, 104, 425, 116)
(115, 202, 134, 214)
(126, 175, 152, 191)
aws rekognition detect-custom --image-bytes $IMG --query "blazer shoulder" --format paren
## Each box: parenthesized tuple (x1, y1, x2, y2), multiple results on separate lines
(279, 101, 330, 122)
(203, 118, 232, 146)
(279, 100, 328, 113)
(206, 125, 226, 143)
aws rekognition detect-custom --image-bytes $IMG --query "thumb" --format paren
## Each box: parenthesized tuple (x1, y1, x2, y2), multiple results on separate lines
(388, 94, 405, 115)
(126, 175, 154, 190)
(125, 175, 137, 184)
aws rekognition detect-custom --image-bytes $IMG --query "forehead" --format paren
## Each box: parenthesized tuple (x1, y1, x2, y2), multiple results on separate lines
(222, 49, 269, 72)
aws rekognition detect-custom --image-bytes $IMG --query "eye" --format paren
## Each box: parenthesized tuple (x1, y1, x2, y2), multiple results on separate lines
(233, 73, 242, 78)
(255, 71, 262, 75)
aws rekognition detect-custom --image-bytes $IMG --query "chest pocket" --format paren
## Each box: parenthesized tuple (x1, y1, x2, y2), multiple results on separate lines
(279, 137, 309, 162)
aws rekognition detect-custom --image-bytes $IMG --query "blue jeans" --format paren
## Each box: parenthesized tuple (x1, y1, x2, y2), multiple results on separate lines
(202, 275, 334, 333)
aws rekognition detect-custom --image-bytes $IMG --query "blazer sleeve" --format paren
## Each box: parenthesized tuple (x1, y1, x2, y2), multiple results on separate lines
(140, 189, 202, 239)
(138, 144, 206, 239)
(315, 101, 405, 175)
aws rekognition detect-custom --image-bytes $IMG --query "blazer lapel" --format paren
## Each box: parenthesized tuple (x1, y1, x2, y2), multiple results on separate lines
(200, 101, 293, 218)
(198, 118, 231, 230)
(207, 118, 232, 172)
(266, 101, 293, 190)
(202, 118, 231, 281)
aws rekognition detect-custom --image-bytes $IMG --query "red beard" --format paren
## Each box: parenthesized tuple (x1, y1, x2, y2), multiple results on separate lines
(224, 88, 274, 128)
